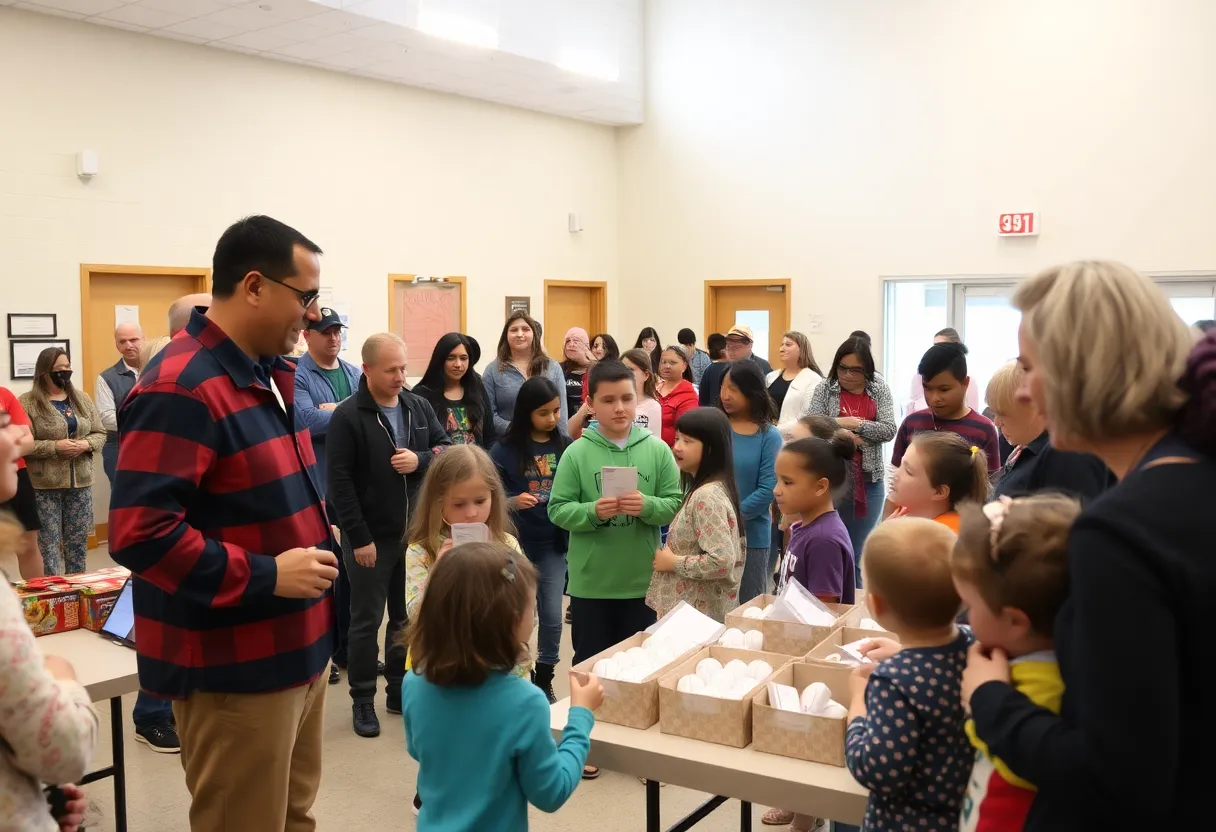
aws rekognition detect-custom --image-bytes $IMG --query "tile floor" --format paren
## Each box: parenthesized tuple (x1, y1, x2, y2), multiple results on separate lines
(74, 547, 785, 831)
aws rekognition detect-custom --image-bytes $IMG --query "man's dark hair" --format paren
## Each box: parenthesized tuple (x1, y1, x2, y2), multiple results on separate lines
(707, 333, 727, 360)
(211, 215, 322, 298)
(918, 341, 969, 383)
(828, 336, 877, 385)
(588, 359, 635, 399)
(677, 328, 697, 346)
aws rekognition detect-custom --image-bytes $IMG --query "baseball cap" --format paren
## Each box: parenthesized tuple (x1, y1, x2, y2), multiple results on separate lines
(307, 308, 345, 331)
(726, 325, 754, 342)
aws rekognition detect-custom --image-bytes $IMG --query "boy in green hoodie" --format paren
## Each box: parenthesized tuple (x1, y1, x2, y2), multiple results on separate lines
(549, 360, 683, 665)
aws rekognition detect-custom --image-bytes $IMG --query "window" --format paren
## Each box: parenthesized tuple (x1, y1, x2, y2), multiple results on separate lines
(883, 275, 1216, 425)
(735, 309, 771, 363)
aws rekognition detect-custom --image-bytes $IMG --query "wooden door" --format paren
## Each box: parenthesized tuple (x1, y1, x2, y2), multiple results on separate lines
(705, 280, 792, 365)
(81, 265, 209, 544)
(543, 281, 607, 359)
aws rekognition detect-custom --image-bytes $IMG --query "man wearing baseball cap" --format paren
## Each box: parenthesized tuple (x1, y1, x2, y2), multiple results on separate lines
(294, 306, 362, 684)
(697, 323, 773, 407)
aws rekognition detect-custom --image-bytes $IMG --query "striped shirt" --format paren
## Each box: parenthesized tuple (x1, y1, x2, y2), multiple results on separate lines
(108, 310, 334, 698)
(890, 408, 1002, 473)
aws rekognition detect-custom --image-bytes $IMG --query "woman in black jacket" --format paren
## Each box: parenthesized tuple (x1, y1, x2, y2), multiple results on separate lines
(963, 261, 1216, 831)
(412, 332, 495, 449)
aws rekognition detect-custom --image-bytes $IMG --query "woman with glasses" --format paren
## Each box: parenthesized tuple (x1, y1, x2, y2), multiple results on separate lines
(18, 347, 106, 575)
(802, 336, 896, 575)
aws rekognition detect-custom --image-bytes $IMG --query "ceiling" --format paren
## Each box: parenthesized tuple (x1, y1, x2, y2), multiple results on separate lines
(4, 0, 644, 125)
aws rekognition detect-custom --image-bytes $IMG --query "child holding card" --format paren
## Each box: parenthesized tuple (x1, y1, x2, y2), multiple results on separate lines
(549, 360, 683, 666)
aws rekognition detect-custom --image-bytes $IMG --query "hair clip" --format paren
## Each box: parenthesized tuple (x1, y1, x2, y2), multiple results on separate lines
(501, 556, 517, 583)
(969, 445, 980, 457)
(981, 495, 1014, 565)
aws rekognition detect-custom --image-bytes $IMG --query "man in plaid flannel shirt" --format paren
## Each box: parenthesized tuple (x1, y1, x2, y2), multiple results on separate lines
(110, 215, 341, 832)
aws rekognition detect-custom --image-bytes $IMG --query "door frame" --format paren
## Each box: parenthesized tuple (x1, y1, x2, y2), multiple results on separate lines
(80, 263, 210, 547)
(387, 275, 468, 335)
(703, 278, 793, 343)
(542, 280, 608, 340)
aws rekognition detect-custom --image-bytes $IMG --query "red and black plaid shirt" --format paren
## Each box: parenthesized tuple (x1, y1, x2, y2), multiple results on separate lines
(109, 310, 334, 698)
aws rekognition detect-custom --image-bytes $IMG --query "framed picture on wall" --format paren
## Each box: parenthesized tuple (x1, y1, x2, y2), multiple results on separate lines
(506, 296, 531, 317)
(10, 339, 70, 380)
(7, 313, 57, 338)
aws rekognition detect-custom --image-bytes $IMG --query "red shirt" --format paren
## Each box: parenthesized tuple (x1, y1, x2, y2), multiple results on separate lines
(0, 387, 29, 470)
(838, 390, 877, 422)
(656, 380, 698, 447)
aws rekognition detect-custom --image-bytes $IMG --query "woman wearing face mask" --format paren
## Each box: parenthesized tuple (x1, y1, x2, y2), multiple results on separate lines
(18, 348, 106, 575)
(482, 312, 568, 437)
(413, 332, 496, 449)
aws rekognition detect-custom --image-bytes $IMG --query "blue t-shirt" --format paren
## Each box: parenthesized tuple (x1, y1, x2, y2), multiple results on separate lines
(731, 425, 782, 548)
(51, 399, 78, 437)
(379, 402, 405, 447)
(403, 669, 593, 831)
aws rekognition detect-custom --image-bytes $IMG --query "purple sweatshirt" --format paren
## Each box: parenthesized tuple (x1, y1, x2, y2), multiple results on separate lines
(780, 511, 855, 604)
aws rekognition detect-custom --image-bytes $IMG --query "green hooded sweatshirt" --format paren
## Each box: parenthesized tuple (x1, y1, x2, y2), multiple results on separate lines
(547, 426, 683, 599)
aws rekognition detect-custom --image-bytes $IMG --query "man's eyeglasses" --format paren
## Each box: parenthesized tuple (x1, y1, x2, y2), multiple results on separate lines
(837, 366, 866, 376)
(261, 274, 320, 310)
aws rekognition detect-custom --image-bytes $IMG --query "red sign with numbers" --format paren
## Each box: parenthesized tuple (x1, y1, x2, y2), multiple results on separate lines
(998, 212, 1038, 236)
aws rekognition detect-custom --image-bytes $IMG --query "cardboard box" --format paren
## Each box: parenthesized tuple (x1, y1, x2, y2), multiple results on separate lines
(66, 567, 130, 632)
(752, 662, 853, 766)
(725, 594, 860, 656)
(572, 633, 700, 729)
(15, 577, 81, 636)
(657, 646, 792, 748)
(804, 625, 898, 667)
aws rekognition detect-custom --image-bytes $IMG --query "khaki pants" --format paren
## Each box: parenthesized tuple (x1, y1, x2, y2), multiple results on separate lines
(172, 674, 327, 832)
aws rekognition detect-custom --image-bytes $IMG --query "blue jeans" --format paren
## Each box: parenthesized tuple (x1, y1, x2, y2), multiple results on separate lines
(840, 480, 884, 588)
(132, 691, 174, 731)
(524, 543, 567, 667)
(738, 546, 772, 605)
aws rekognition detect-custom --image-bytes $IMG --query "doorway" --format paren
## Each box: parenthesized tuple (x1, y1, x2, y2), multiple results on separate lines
(81, 264, 210, 545)
(704, 280, 792, 364)
(542, 281, 608, 360)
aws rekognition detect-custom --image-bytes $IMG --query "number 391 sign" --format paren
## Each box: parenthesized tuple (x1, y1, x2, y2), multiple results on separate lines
(998, 212, 1038, 236)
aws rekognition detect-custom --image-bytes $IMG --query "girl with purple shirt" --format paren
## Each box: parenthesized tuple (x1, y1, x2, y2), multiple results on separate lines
(773, 434, 857, 604)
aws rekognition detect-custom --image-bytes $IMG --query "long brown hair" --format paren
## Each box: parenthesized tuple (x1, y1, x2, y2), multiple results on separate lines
(406, 541, 537, 687)
(911, 431, 989, 510)
(406, 445, 516, 567)
(621, 348, 659, 400)
(27, 347, 86, 420)
(495, 311, 550, 378)
(783, 331, 823, 376)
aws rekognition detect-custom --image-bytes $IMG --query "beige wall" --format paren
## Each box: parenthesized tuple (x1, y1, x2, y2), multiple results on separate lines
(617, 0, 1216, 362)
(0, 9, 619, 521)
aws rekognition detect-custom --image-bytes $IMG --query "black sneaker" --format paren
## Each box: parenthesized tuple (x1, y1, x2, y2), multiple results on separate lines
(564, 607, 573, 624)
(135, 723, 181, 754)
(411, 793, 422, 817)
(385, 692, 402, 715)
(328, 664, 341, 685)
(533, 662, 557, 705)
(352, 703, 380, 738)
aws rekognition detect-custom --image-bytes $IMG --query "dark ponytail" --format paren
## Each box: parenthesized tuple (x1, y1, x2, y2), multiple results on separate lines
(912, 432, 990, 510)
(781, 434, 856, 489)
(1179, 329, 1216, 457)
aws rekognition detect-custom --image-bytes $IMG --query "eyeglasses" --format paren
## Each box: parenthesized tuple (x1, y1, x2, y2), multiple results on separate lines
(260, 274, 320, 310)
(837, 366, 866, 376)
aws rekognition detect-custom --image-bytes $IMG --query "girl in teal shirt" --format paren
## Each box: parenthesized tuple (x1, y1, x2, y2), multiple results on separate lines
(402, 540, 605, 830)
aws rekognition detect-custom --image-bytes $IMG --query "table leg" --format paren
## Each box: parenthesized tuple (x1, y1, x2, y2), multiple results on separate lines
(110, 697, 127, 832)
(740, 800, 752, 832)
(647, 779, 661, 832)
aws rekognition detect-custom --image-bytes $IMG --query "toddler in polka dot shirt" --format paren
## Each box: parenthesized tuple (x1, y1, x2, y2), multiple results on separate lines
(844, 517, 973, 832)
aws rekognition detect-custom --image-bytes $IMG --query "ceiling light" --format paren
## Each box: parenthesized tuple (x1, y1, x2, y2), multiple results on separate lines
(555, 49, 619, 82)
(417, 7, 498, 49)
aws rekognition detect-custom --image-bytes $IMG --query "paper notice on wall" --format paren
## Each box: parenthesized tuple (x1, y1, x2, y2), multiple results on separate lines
(115, 305, 139, 328)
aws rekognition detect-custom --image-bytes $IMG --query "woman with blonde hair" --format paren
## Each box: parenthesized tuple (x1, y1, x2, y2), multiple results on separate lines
(963, 261, 1216, 830)
(139, 335, 172, 370)
(767, 330, 824, 439)
(984, 359, 1111, 501)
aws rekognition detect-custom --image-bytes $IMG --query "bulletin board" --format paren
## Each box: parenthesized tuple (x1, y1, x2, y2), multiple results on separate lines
(388, 275, 467, 376)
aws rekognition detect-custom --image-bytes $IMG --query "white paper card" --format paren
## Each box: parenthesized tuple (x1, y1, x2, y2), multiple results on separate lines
(768, 682, 802, 713)
(114, 305, 139, 327)
(647, 600, 725, 647)
(772, 580, 837, 627)
(840, 639, 874, 665)
(450, 523, 490, 545)
(601, 466, 638, 498)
